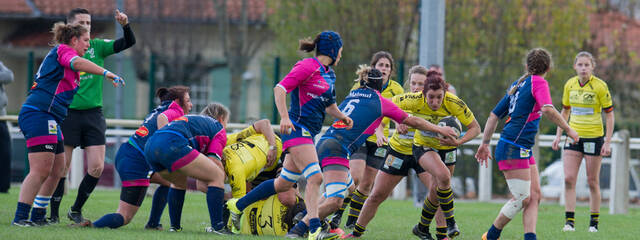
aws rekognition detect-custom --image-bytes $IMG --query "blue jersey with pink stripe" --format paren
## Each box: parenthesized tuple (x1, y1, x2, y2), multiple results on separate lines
(277, 58, 336, 136)
(129, 100, 185, 152)
(492, 75, 553, 148)
(322, 88, 408, 154)
(160, 115, 227, 158)
(22, 44, 80, 121)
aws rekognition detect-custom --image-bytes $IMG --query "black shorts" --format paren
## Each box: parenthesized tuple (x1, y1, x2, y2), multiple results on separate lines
(120, 186, 147, 206)
(412, 145, 457, 166)
(350, 141, 388, 169)
(28, 141, 65, 154)
(61, 108, 106, 148)
(250, 162, 283, 187)
(380, 147, 424, 176)
(564, 136, 604, 156)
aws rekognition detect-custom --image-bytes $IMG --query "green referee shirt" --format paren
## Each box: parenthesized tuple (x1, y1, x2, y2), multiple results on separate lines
(68, 38, 115, 110)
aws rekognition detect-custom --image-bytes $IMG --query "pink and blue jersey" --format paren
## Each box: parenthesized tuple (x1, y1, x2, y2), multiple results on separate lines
(323, 88, 408, 155)
(276, 57, 336, 136)
(128, 100, 184, 153)
(22, 44, 80, 121)
(493, 75, 553, 151)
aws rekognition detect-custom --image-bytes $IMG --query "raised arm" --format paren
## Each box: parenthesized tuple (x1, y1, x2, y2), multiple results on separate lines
(113, 9, 136, 53)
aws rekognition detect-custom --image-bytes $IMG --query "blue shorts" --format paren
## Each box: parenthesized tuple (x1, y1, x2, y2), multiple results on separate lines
(281, 121, 316, 150)
(316, 137, 349, 169)
(115, 141, 152, 187)
(18, 106, 63, 148)
(144, 131, 200, 173)
(494, 140, 535, 171)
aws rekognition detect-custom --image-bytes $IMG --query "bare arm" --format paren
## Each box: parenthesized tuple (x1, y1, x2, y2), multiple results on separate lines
(601, 110, 615, 156)
(73, 58, 124, 86)
(274, 86, 293, 134)
(541, 105, 578, 141)
(252, 119, 279, 167)
(326, 104, 353, 129)
(475, 113, 499, 167)
(402, 116, 456, 139)
(440, 119, 481, 146)
(554, 108, 571, 137)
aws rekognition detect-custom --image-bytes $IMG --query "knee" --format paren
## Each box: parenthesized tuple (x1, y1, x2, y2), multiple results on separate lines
(564, 176, 577, 189)
(367, 191, 385, 205)
(87, 165, 104, 177)
(436, 174, 450, 188)
(327, 197, 344, 211)
(587, 177, 600, 190)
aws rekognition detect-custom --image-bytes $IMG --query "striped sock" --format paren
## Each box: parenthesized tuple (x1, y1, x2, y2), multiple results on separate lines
(565, 211, 575, 226)
(436, 187, 456, 226)
(30, 195, 51, 222)
(346, 190, 367, 226)
(590, 212, 599, 228)
(419, 198, 438, 233)
(352, 223, 366, 237)
(436, 226, 447, 239)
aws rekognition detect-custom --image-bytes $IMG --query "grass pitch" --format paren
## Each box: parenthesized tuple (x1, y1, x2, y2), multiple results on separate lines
(1, 187, 638, 239)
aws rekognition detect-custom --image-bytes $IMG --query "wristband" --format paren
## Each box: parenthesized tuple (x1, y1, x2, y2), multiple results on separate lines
(103, 70, 109, 77)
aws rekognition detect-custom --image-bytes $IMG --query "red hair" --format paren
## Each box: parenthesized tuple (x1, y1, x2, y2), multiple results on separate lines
(423, 70, 448, 95)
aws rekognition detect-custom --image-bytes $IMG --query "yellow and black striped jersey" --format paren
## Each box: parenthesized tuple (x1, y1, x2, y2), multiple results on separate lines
(392, 91, 475, 150)
(238, 195, 289, 236)
(562, 75, 613, 138)
(224, 125, 283, 198)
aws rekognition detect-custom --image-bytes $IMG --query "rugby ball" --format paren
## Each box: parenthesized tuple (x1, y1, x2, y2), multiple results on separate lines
(437, 116, 462, 139)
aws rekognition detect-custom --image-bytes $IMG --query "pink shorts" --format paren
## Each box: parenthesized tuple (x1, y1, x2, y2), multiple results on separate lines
(497, 156, 536, 171)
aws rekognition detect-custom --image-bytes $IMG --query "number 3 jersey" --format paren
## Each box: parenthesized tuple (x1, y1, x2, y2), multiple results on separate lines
(322, 88, 408, 155)
(493, 75, 553, 149)
(562, 75, 613, 138)
(391, 91, 475, 151)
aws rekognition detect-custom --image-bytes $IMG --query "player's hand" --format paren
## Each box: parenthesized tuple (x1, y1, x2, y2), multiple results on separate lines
(551, 136, 561, 151)
(566, 128, 580, 144)
(438, 126, 457, 140)
(279, 117, 294, 135)
(341, 116, 354, 130)
(104, 70, 125, 87)
(475, 144, 492, 168)
(266, 146, 277, 168)
(601, 141, 611, 156)
(396, 124, 409, 134)
(438, 136, 459, 147)
(115, 9, 129, 26)
(376, 134, 388, 147)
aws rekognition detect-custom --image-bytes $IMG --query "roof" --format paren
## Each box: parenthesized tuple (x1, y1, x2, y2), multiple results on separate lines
(0, 0, 266, 23)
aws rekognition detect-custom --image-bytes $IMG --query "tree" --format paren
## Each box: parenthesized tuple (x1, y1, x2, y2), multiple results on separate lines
(266, 0, 419, 104)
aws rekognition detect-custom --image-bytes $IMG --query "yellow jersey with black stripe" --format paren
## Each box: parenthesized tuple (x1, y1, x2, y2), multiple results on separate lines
(224, 125, 283, 198)
(387, 110, 417, 155)
(351, 79, 405, 142)
(392, 91, 475, 150)
(562, 75, 613, 138)
(238, 195, 289, 236)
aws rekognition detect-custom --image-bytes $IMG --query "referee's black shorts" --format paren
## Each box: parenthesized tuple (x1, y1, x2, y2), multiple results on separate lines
(61, 107, 107, 148)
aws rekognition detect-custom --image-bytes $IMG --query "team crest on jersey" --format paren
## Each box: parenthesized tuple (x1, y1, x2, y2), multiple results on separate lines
(135, 126, 149, 137)
(30, 82, 38, 90)
(331, 120, 348, 129)
(48, 120, 57, 134)
(175, 116, 188, 122)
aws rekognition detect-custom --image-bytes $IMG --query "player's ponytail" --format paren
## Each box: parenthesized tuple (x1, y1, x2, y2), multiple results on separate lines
(299, 35, 318, 52)
(354, 65, 383, 92)
(155, 87, 170, 101)
(51, 22, 87, 45)
(508, 74, 529, 95)
(509, 48, 552, 95)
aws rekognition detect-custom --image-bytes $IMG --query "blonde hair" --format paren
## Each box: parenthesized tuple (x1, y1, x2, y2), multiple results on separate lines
(574, 51, 596, 68)
(51, 22, 87, 45)
(403, 65, 429, 90)
(200, 102, 229, 121)
(354, 64, 374, 85)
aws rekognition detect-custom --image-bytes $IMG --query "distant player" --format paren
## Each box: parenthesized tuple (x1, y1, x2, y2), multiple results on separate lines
(476, 48, 579, 240)
(552, 51, 613, 233)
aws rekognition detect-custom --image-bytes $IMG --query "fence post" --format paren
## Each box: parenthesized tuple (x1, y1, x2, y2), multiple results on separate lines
(478, 157, 492, 202)
(609, 130, 630, 214)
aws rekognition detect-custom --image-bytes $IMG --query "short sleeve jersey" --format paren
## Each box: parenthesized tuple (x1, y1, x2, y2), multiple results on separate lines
(224, 125, 283, 198)
(492, 75, 553, 149)
(239, 195, 289, 236)
(69, 38, 115, 110)
(23, 44, 80, 121)
(163, 115, 227, 158)
(276, 58, 336, 136)
(129, 100, 185, 152)
(321, 88, 408, 155)
(393, 91, 475, 150)
(562, 75, 613, 138)
(351, 80, 404, 143)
